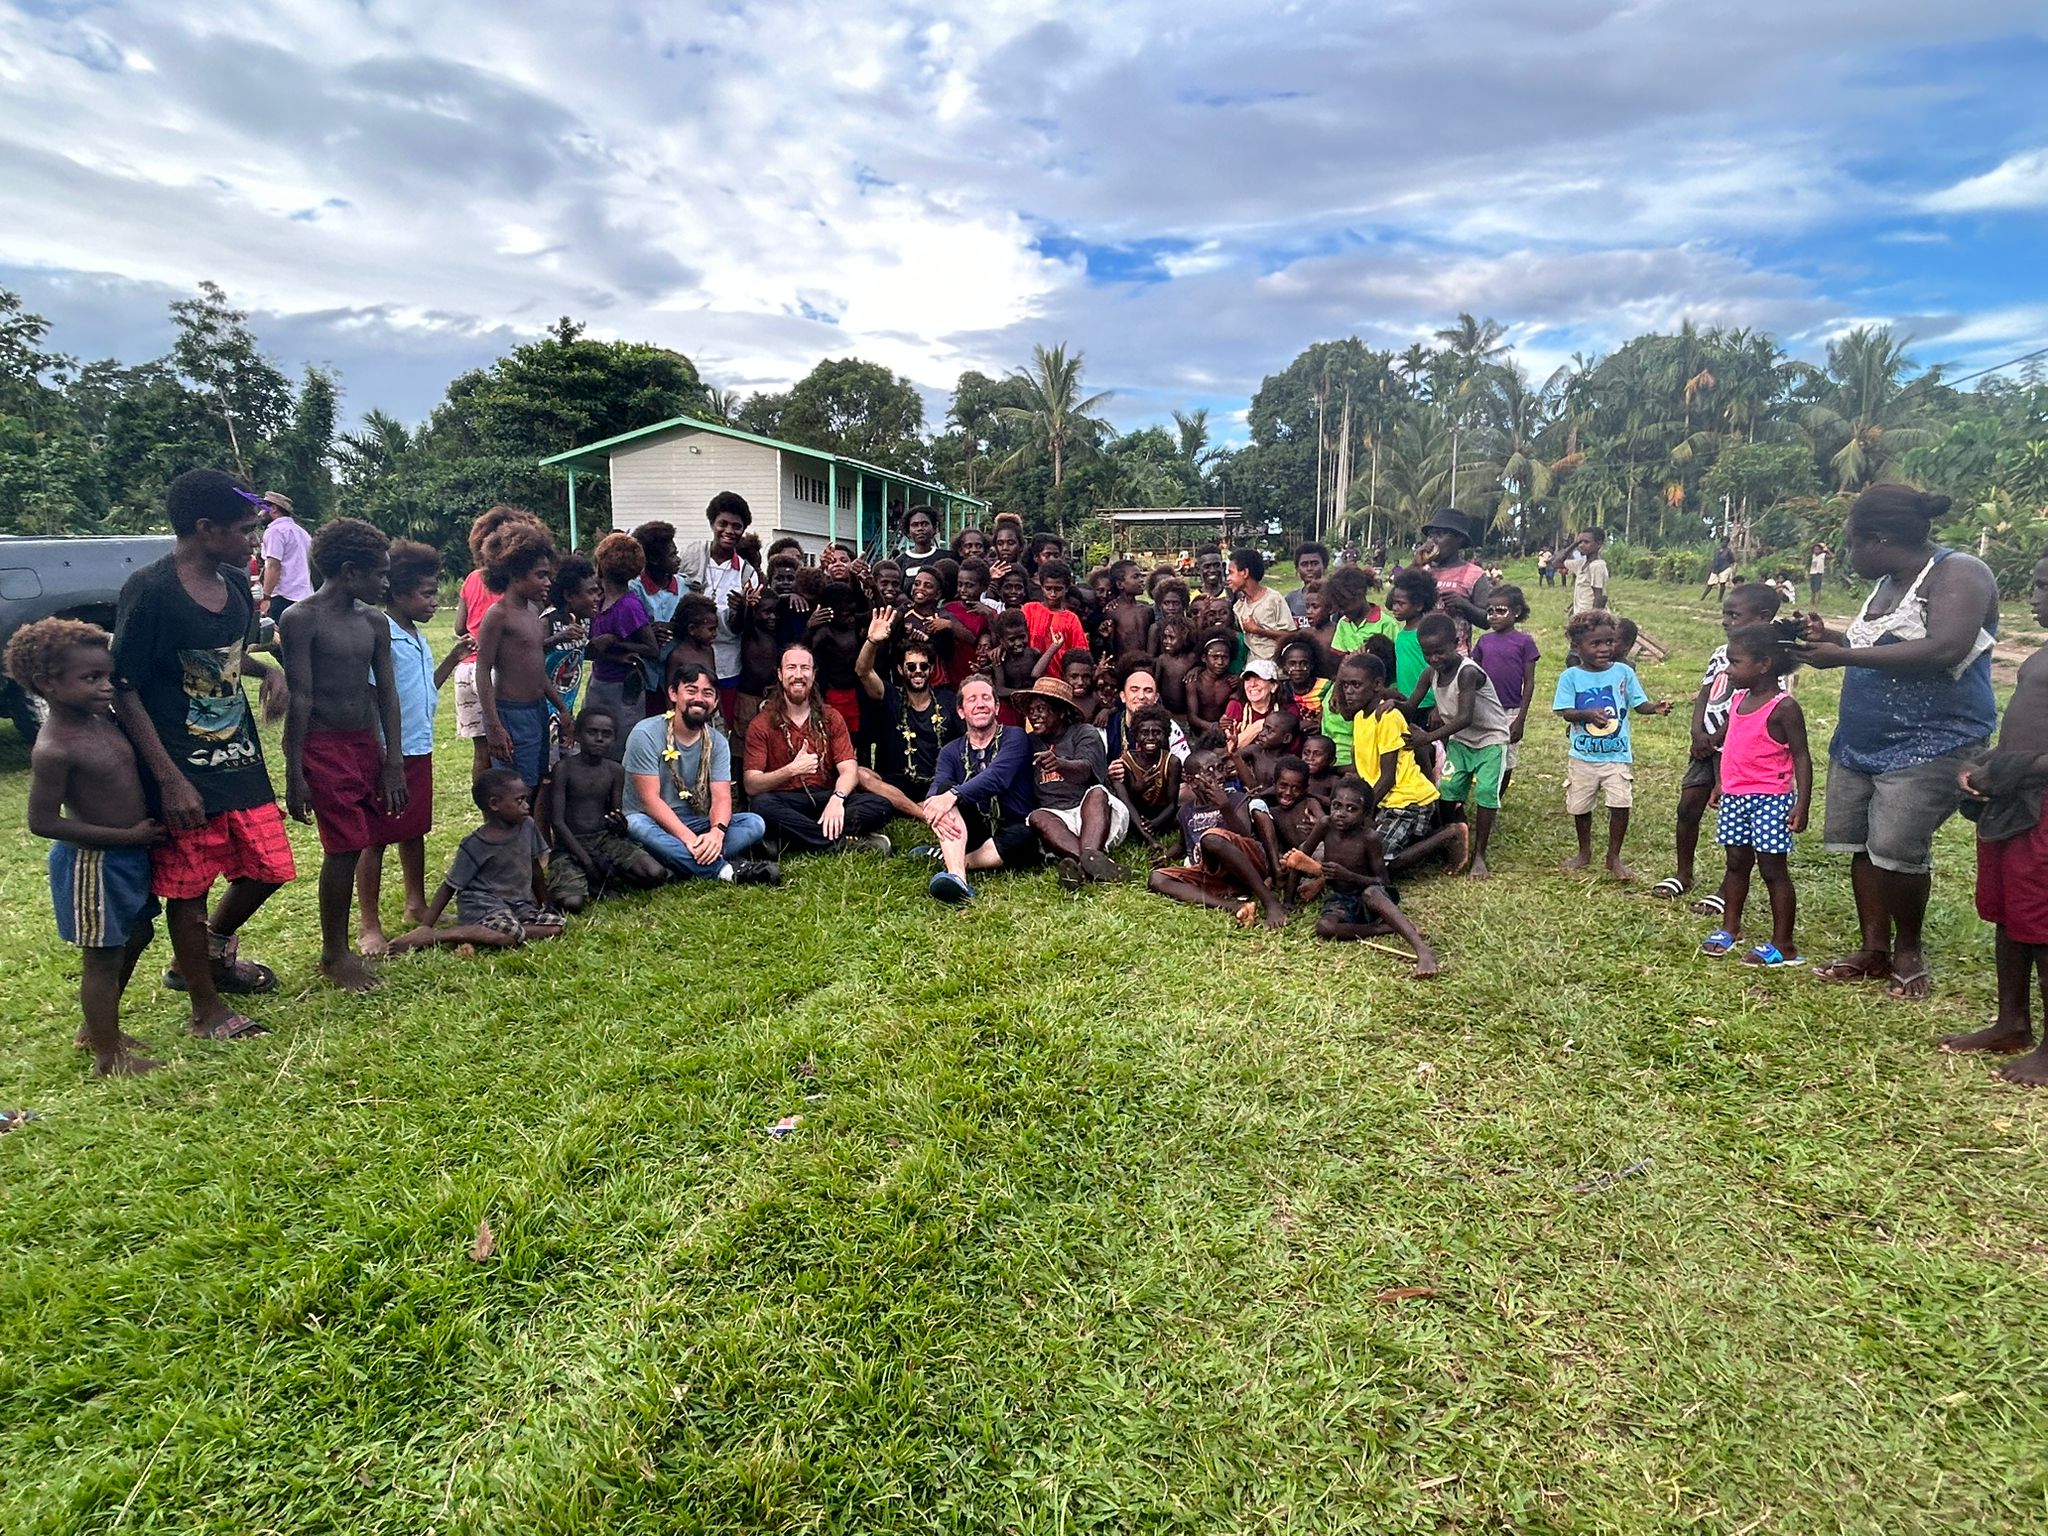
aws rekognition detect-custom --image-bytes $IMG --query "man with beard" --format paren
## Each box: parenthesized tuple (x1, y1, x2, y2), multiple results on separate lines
(675, 491, 763, 725)
(854, 608, 960, 818)
(620, 661, 777, 883)
(918, 673, 1035, 902)
(1021, 676, 1129, 887)
(743, 644, 893, 855)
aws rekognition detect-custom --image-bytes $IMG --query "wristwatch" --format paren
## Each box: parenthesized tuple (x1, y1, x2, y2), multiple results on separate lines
(711, 821, 729, 833)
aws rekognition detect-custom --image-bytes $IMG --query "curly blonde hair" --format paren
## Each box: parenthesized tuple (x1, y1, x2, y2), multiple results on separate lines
(3, 617, 110, 696)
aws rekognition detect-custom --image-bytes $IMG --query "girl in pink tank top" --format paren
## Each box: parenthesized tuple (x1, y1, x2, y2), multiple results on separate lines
(1700, 628, 1812, 968)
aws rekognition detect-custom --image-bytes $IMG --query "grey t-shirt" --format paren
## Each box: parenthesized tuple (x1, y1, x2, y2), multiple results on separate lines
(1438, 660, 1512, 750)
(1035, 719, 1110, 812)
(622, 714, 731, 818)
(447, 819, 546, 924)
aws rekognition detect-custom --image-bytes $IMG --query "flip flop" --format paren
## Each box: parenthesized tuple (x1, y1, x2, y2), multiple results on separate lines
(163, 950, 278, 996)
(1813, 955, 1892, 984)
(187, 1013, 269, 1041)
(1699, 929, 1739, 958)
(1884, 968, 1934, 1001)
(1740, 943, 1804, 969)
(1690, 893, 1725, 917)
(1650, 877, 1690, 900)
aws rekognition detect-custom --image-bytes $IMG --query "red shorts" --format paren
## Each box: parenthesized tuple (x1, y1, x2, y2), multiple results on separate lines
(151, 803, 298, 901)
(1976, 805, 2048, 944)
(375, 754, 433, 845)
(1151, 827, 1269, 900)
(304, 728, 386, 855)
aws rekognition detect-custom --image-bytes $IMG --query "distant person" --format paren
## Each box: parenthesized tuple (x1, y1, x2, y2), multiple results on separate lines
(1536, 547, 1555, 588)
(1702, 540, 1735, 600)
(257, 491, 312, 625)
(1413, 511, 1494, 643)
(1809, 541, 1831, 601)
(1568, 528, 1610, 616)
(1286, 542, 1330, 622)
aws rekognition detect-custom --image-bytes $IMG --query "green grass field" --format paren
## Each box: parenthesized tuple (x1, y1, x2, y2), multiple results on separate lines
(3, 569, 2046, 1534)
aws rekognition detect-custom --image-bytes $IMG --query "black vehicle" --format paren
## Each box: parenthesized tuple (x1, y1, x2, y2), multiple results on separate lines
(0, 532, 176, 742)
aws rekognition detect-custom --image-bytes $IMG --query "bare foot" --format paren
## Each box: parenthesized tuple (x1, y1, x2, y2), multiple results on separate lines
(96, 1049, 165, 1078)
(76, 1030, 155, 1054)
(1560, 853, 1592, 872)
(402, 906, 431, 929)
(1941, 1021, 2035, 1055)
(1466, 855, 1491, 881)
(386, 927, 436, 954)
(1996, 1043, 2048, 1086)
(1412, 949, 1442, 979)
(357, 926, 390, 958)
(1232, 900, 1258, 929)
(321, 953, 381, 993)
(1260, 898, 1289, 930)
(1606, 858, 1636, 881)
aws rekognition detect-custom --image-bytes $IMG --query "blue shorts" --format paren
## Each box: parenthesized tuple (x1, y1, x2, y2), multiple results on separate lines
(1717, 790, 1794, 854)
(50, 842, 159, 949)
(494, 698, 551, 791)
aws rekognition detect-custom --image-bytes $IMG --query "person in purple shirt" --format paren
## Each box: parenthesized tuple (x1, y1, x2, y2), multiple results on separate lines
(1470, 584, 1540, 788)
(916, 674, 1037, 902)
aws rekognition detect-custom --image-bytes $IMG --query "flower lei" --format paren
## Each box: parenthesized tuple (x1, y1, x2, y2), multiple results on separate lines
(660, 710, 713, 811)
(897, 689, 949, 778)
(961, 724, 1006, 826)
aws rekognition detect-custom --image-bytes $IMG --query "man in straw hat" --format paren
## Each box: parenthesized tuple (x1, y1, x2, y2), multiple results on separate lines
(1019, 675, 1129, 888)
(258, 490, 314, 625)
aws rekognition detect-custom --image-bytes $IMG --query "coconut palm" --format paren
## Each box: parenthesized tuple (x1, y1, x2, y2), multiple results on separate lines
(335, 408, 413, 489)
(1489, 364, 1558, 535)
(1801, 326, 1941, 491)
(998, 342, 1113, 536)
(1172, 406, 1214, 466)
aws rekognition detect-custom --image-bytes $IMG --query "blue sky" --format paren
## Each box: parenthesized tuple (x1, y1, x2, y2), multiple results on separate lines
(2, 0, 2046, 444)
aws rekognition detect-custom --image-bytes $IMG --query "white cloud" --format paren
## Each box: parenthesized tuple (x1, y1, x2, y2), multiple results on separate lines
(1922, 148, 2048, 213)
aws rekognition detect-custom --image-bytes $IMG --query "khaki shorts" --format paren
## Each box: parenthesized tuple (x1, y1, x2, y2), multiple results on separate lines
(1565, 757, 1633, 815)
(1033, 787, 1130, 848)
(454, 660, 484, 739)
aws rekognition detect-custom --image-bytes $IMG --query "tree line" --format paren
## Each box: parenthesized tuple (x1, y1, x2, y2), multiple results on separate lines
(3, 283, 2045, 586)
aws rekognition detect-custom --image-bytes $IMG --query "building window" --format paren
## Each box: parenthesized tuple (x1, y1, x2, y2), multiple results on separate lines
(836, 483, 854, 511)
(792, 472, 829, 505)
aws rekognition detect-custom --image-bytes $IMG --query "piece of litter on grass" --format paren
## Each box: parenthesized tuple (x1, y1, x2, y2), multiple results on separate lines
(1413, 1061, 1436, 1082)
(1375, 1286, 1439, 1303)
(1572, 1158, 1652, 1195)
(468, 1219, 495, 1262)
(0, 1109, 39, 1134)
(763, 1115, 802, 1138)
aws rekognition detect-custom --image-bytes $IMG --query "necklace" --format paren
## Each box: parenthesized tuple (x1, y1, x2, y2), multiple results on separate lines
(1120, 747, 1169, 806)
(660, 711, 713, 809)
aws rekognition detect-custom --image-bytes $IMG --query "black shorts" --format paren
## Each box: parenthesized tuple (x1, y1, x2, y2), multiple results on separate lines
(1681, 752, 1719, 794)
(959, 802, 1041, 867)
(1321, 882, 1397, 925)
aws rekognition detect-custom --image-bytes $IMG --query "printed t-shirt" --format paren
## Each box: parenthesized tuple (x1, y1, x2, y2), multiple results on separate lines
(112, 556, 273, 817)
(541, 607, 587, 719)
(1354, 707, 1439, 810)
(448, 819, 545, 925)
(1553, 662, 1649, 763)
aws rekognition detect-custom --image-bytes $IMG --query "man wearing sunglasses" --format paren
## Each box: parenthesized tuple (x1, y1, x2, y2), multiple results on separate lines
(853, 605, 960, 819)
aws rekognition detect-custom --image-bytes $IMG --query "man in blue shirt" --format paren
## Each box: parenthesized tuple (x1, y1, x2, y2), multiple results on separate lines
(918, 674, 1036, 902)
(620, 662, 776, 882)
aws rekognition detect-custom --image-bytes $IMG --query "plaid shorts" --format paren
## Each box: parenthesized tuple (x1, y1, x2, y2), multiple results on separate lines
(1375, 802, 1436, 862)
(151, 803, 297, 901)
(475, 902, 565, 942)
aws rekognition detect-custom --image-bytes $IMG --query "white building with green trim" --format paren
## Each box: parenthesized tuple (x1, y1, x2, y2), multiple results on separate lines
(540, 416, 987, 555)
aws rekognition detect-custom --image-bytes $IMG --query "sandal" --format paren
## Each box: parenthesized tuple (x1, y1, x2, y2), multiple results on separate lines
(1699, 929, 1739, 958)
(187, 1013, 269, 1041)
(1813, 954, 1892, 984)
(1690, 893, 1725, 918)
(163, 934, 278, 996)
(1650, 877, 1690, 900)
(1740, 943, 1804, 969)
(1884, 968, 1934, 1001)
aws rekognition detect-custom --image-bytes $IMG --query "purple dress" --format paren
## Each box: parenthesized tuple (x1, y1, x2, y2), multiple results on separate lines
(1472, 629, 1540, 712)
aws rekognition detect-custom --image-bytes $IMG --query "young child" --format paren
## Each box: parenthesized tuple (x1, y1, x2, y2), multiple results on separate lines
(1653, 580, 1784, 910)
(454, 505, 543, 780)
(1112, 703, 1183, 859)
(543, 552, 599, 731)
(1145, 746, 1289, 929)
(1409, 612, 1511, 879)
(1279, 636, 1328, 726)
(545, 709, 667, 911)
(989, 608, 1041, 724)
(943, 559, 992, 683)
(1153, 617, 1196, 718)
(1300, 732, 1339, 805)
(358, 540, 470, 957)
(1352, 651, 1468, 875)
(1698, 626, 1810, 967)
(807, 579, 866, 727)
(1471, 583, 1539, 791)
(1265, 755, 1324, 903)
(280, 517, 405, 992)
(1025, 560, 1089, 665)
(1284, 774, 1439, 977)
(1325, 564, 1397, 655)
(1100, 559, 1152, 662)
(1320, 652, 1373, 769)
(391, 769, 565, 950)
(672, 595, 721, 691)
(1060, 648, 1103, 725)
(1554, 608, 1672, 879)
(1386, 565, 1439, 709)
(1945, 556, 2048, 1083)
(9, 620, 167, 1075)
(1187, 630, 1238, 736)
(477, 521, 571, 793)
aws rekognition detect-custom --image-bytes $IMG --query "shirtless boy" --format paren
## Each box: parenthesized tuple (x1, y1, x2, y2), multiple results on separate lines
(1186, 631, 1238, 737)
(546, 709, 667, 911)
(1286, 775, 1440, 977)
(8, 620, 167, 1075)
(476, 521, 570, 794)
(280, 517, 406, 991)
(1100, 559, 1153, 662)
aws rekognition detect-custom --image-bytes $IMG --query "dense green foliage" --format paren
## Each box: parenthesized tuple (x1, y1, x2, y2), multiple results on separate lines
(7, 282, 2048, 585)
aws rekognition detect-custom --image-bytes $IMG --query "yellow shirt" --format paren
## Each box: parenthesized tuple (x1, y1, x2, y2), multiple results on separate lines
(1355, 706, 1439, 810)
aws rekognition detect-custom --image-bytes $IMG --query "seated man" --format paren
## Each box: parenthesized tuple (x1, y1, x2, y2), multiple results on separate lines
(621, 661, 778, 883)
(918, 673, 1036, 903)
(1020, 676, 1129, 887)
(743, 643, 893, 855)
(854, 608, 959, 818)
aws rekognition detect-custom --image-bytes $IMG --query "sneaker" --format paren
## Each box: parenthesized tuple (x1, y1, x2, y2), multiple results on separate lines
(928, 870, 974, 903)
(904, 844, 941, 861)
(850, 833, 893, 856)
(729, 859, 783, 887)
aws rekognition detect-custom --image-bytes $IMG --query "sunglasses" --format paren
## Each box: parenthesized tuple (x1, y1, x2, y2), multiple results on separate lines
(901, 661, 933, 673)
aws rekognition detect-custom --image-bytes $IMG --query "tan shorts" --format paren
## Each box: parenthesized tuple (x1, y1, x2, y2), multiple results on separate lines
(1033, 787, 1130, 848)
(454, 660, 484, 739)
(1565, 758, 1633, 815)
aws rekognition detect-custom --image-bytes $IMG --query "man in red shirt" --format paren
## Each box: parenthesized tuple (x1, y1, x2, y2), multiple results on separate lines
(742, 644, 894, 855)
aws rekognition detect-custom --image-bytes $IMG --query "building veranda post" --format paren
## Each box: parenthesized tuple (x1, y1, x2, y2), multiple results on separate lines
(540, 416, 988, 554)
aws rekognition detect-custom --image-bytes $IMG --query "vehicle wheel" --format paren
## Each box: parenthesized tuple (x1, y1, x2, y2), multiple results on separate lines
(5, 682, 47, 745)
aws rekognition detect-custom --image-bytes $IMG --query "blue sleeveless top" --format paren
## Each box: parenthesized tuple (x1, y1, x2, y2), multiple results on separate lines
(1829, 549, 1997, 774)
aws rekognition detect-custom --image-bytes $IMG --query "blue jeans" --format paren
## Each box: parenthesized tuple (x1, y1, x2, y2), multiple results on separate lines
(626, 810, 766, 879)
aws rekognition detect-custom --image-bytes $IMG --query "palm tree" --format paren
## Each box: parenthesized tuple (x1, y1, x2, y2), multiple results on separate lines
(702, 387, 743, 425)
(1347, 405, 1456, 545)
(1801, 326, 1941, 491)
(1432, 313, 1511, 377)
(1172, 407, 1214, 467)
(1396, 343, 1434, 397)
(1489, 364, 1557, 537)
(998, 342, 1112, 536)
(1546, 351, 1601, 457)
(335, 408, 413, 488)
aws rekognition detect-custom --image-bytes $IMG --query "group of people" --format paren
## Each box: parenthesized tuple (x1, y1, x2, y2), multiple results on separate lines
(11, 470, 2048, 1092)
